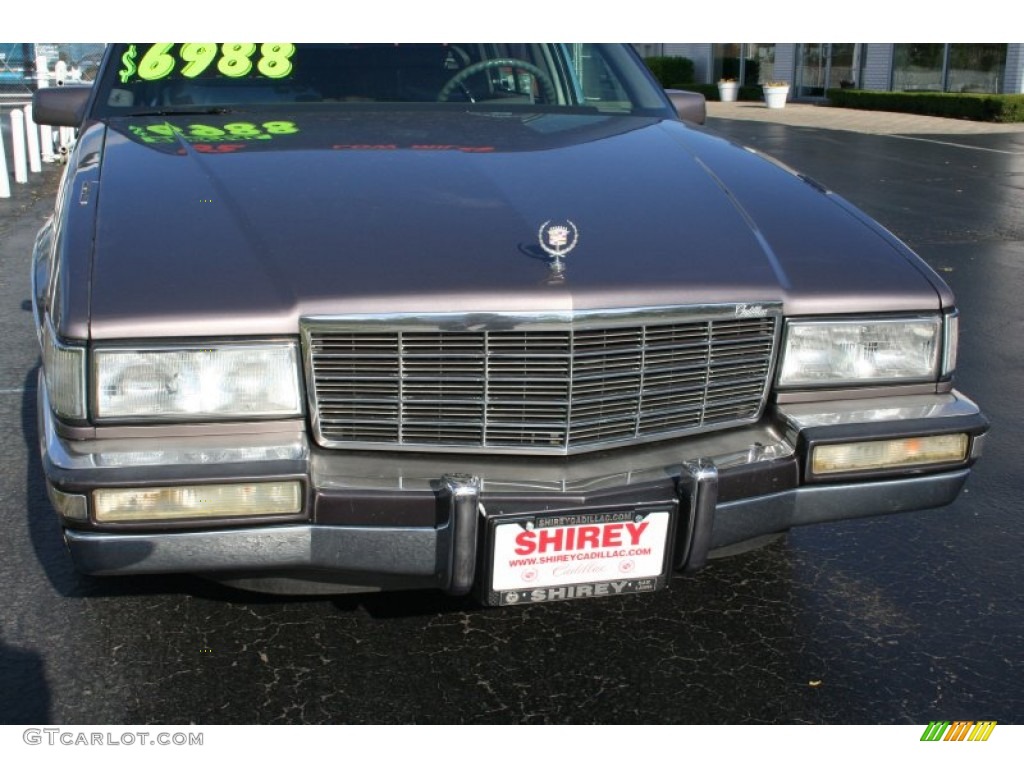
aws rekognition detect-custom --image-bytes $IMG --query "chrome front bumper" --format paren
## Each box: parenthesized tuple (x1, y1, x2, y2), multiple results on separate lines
(43, 386, 987, 592)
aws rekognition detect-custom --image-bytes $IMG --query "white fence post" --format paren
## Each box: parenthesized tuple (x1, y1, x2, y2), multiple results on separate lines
(25, 104, 42, 173)
(11, 109, 28, 183)
(35, 54, 49, 90)
(40, 123, 55, 163)
(0, 114, 11, 198)
(34, 54, 57, 164)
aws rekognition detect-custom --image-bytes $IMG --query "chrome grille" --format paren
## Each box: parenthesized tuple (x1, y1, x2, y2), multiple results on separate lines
(304, 306, 779, 455)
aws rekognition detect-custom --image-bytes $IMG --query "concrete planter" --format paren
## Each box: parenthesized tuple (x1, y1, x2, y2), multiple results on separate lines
(717, 81, 739, 102)
(763, 84, 790, 109)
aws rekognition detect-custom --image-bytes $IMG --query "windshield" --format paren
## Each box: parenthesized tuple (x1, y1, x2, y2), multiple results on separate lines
(95, 43, 672, 117)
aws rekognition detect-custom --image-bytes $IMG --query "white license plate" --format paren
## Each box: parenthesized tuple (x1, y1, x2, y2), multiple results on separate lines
(488, 507, 672, 606)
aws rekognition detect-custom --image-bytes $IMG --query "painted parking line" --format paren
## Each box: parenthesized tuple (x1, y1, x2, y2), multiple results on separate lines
(889, 134, 1024, 155)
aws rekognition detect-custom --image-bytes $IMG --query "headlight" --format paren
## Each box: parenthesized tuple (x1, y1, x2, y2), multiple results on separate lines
(778, 316, 941, 388)
(95, 343, 302, 421)
(42, 318, 86, 419)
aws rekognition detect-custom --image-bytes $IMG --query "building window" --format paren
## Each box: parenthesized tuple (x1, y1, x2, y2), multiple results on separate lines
(948, 44, 1006, 93)
(893, 43, 1007, 93)
(892, 44, 945, 91)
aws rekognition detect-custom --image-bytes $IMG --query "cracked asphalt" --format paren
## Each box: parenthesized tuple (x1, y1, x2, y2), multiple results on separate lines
(1, 110, 1022, 725)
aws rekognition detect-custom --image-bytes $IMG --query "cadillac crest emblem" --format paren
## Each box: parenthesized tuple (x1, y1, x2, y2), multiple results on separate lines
(538, 220, 579, 277)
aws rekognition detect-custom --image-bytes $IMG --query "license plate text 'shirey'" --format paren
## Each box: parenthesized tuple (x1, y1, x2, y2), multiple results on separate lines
(490, 508, 672, 606)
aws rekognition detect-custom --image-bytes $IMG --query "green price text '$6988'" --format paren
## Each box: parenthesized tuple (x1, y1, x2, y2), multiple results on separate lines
(120, 44, 295, 83)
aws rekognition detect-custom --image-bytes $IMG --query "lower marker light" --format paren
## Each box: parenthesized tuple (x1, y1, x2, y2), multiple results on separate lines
(812, 434, 969, 475)
(94, 481, 302, 522)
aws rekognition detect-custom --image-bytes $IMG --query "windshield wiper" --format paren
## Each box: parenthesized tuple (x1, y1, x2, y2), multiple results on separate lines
(124, 106, 239, 117)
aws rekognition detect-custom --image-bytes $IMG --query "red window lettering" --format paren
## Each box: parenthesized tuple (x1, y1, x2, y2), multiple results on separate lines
(193, 143, 243, 154)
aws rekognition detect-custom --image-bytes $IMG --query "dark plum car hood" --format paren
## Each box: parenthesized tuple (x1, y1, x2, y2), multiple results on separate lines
(87, 108, 943, 339)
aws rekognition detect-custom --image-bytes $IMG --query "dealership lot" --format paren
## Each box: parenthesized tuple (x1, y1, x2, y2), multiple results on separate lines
(1, 106, 1022, 724)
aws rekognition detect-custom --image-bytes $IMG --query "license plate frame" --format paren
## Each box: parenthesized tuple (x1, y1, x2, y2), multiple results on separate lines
(481, 501, 677, 607)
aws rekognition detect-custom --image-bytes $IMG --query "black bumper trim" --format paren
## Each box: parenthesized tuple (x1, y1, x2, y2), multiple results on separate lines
(441, 474, 481, 596)
(63, 468, 973, 585)
(676, 459, 718, 572)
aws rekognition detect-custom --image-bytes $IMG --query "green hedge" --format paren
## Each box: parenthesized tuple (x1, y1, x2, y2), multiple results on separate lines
(643, 57, 695, 89)
(826, 89, 1024, 123)
(674, 83, 763, 102)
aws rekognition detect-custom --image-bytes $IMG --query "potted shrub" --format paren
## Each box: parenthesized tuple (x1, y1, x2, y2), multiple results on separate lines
(717, 78, 739, 102)
(762, 81, 790, 109)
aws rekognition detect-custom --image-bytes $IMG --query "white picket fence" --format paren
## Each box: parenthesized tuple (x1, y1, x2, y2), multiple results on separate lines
(1, 53, 90, 199)
(0, 105, 76, 197)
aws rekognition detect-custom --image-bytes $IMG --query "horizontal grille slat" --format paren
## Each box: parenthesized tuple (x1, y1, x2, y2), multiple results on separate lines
(307, 308, 777, 453)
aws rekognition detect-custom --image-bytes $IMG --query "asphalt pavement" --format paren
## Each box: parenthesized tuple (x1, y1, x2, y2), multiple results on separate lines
(707, 100, 1024, 135)
(1, 105, 1022, 726)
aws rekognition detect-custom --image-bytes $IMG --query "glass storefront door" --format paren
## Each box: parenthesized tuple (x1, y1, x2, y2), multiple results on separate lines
(796, 43, 858, 98)
(796, 43, 827, 98)
(712, 43, 776, 85)
(828, 44, 856, 89)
